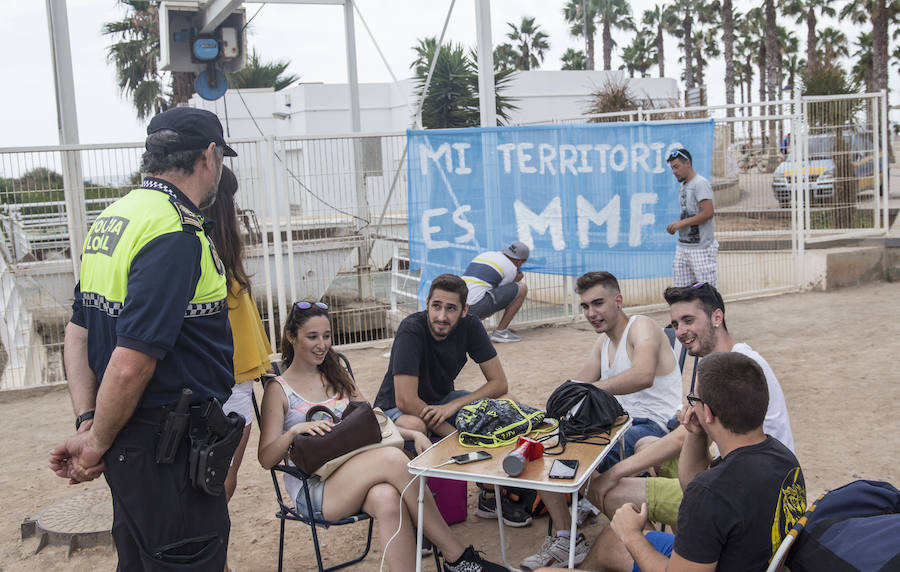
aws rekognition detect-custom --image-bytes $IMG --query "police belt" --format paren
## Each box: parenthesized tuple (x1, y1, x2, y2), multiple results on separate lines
(130, 393, 244, 497)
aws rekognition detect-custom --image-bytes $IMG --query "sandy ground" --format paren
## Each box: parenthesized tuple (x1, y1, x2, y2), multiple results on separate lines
(2, 281, 899, 571)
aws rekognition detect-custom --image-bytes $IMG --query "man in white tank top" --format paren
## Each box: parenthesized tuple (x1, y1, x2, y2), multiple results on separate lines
(520, 272, 682, 570)
(575, 282, 796, 570)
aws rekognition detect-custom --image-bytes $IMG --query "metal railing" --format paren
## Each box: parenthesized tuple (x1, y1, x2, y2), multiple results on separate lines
(0, 91, 891, 389)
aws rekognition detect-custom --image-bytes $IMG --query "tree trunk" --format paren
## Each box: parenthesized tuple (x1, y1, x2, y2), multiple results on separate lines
(806, 9, 817, 73)
(170, 72, 195, 107)
(765, 0, 779, 171)
(657, 26, 665, 77)
(872, 0, 888, 93)
(723, 0, 735, 117)
(683, 14, 695, 90)
(602, 21, 613, 70)
(587, 32, 596, 71)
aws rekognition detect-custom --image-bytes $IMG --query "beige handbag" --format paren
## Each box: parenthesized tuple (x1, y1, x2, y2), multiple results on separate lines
(312, 408, 405, 480)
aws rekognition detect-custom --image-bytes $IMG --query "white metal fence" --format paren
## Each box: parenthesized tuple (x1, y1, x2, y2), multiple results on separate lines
(0, 92, 892, 389)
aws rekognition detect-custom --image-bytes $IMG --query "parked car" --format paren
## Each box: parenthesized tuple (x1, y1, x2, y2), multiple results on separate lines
(772, 131, 886, 208)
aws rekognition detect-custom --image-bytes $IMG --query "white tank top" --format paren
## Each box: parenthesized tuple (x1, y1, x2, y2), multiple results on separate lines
(600, 315, 683, 430)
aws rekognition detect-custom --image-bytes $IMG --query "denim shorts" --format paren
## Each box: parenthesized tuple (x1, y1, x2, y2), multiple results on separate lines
(294, 474, 326, 521)
(467, 282, 521, 319)
(598, 417, 668, 473)
(382, 388, 472, 427)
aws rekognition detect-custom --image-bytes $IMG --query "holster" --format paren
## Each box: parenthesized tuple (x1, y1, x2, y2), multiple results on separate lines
(188, 398, 245, 496)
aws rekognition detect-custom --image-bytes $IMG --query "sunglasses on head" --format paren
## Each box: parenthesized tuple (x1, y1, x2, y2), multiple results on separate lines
(294, 301, 328, 311)
(668, 149, 689, 162)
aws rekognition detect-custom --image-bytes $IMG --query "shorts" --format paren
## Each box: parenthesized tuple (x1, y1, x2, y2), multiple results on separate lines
(673, 241, 719, 288)
(222, 380, 254, 426)
(467, 282, 521, 319)
(646, 476, 682, 527)
(294, 474, 326, 521)
(632, 531, 675, 572)
(382, 389, 472, 427)
(598, 417, 668, 473)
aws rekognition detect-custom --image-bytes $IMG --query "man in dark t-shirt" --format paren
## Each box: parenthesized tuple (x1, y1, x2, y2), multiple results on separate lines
(559, 351, 806, 572)
(374, 273, 509, 437)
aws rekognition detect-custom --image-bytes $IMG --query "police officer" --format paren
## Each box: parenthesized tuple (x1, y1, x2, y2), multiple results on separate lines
(50, 107, 237, 570)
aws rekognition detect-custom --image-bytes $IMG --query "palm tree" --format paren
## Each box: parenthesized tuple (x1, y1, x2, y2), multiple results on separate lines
(493, 43, 519, 72)
(779, 0, 837, 73)
(620, 29, 657, 77)
(851, 31, 874, 90)
(563, 0, 599, 70)
(103, 0, 195, 119)
(669, 0, 717, 90)
(227, 49, 299, 91)
(691, 27, 721, 87)
(722, 0, 737, 116)
(596, 0, 635, 70)
(817, 27, 850, 63)
(561, 48, 588, 70)
(642, 5, 678, 78)
(506, 16, 550, 71)
(840, 0, 897, 97)
(411, 37, 517, 128)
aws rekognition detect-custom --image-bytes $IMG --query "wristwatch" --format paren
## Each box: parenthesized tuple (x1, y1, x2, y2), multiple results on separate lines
(75, 410, 95, 430)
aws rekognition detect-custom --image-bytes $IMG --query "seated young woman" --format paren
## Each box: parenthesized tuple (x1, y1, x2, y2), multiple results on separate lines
(257, 301, 506, 572)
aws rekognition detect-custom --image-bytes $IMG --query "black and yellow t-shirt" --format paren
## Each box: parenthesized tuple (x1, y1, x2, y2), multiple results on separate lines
(673, 436, 807, 570)
(71, 177, 234, 408)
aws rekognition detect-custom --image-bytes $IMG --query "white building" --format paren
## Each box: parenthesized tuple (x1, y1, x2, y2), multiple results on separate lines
(190, 70, 679, 137)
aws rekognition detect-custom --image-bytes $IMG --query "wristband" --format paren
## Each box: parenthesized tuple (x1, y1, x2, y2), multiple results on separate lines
(75, 410, 95, 430)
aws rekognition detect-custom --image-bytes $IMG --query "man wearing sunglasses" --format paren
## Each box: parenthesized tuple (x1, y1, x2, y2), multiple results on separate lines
(665, 148, 718, 288)
(565, 283, 794, 570)
(563, 352, 805, 572)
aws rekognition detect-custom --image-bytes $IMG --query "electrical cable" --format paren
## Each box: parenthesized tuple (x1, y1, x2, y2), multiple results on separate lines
(379, 473, 423, 572)
(232, 87, 370, 227)
(378, 456, 462, 571)
(241, 3, 266, 33)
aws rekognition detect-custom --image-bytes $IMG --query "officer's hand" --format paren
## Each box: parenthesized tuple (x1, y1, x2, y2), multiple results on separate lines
(49, 431, 107, 484)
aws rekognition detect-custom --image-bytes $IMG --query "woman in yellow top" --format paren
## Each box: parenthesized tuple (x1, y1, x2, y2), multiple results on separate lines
(204, 166, 271, 570)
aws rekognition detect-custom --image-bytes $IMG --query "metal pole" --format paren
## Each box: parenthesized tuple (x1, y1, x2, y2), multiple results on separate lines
(343, 0, 373, 299)
(881, 89, 891, 230)
(46, 0, 87, 280)
(474, 0, 497, 127)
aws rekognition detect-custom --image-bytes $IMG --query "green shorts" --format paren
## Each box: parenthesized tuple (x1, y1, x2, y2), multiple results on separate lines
(646, 458, 682, 527)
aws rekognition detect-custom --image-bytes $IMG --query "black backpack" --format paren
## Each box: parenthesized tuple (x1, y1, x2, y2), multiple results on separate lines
(541, 380, 627, 454)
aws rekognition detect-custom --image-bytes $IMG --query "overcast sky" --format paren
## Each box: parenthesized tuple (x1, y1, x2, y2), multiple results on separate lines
(1, 0, 894, 150)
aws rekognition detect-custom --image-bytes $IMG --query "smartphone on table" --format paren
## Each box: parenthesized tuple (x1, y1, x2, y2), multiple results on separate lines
(451, 451, 492, 464)
(548, 459, 579, 479)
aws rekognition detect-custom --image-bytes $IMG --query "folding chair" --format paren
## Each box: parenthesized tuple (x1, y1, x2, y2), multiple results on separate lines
(765, 493, 822, 572)
(253, 354, 442, 571)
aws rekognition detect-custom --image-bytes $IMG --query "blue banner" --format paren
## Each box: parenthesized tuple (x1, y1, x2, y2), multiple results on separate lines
(407, 120, 714, 305)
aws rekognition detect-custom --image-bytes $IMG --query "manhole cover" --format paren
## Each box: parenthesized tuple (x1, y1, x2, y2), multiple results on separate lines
(22, 487, 113, 556)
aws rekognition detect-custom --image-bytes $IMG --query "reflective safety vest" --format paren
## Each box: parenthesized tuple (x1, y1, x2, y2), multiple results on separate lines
(80, 187, 227, 317)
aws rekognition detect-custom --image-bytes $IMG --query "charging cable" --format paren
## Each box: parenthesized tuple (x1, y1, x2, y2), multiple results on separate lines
(380, 474, 421, 572)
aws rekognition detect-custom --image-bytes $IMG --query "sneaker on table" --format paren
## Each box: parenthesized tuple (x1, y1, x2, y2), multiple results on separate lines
(519, 533, 590, 571)
(443, 545, 507, 572)
(475, 489, 533, 527)
(491, 329, 521, 343)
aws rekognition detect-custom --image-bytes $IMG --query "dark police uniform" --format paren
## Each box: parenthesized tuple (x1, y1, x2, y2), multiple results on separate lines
(71, 177, 234, 570)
